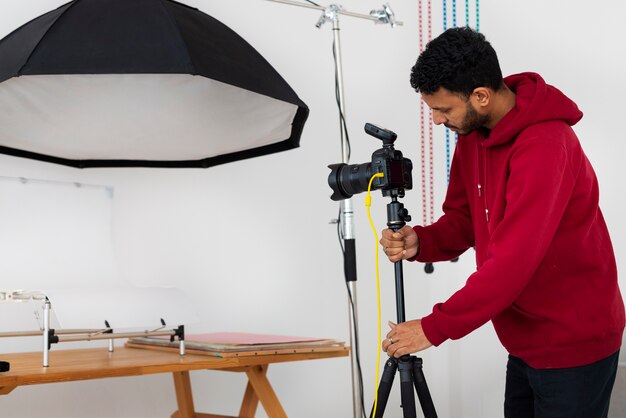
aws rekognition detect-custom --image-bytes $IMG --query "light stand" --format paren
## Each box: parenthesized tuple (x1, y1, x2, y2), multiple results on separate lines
(372, 191, 437, 418)
(266, 2, 401, 417)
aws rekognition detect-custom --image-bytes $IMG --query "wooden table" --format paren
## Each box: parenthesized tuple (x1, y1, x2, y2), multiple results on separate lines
(0, 345, 349, 417)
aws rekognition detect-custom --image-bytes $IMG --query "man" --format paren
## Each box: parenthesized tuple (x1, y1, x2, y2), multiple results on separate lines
(379, 27, 625, 418)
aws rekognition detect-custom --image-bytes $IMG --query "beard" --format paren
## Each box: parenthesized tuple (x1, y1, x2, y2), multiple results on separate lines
(446, 102, 488, 135)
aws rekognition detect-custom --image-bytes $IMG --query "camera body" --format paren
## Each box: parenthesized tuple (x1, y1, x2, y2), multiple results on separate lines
(328, 123, 413, 201)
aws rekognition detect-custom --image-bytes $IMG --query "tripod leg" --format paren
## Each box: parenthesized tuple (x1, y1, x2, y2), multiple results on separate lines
(411, 357, 438, 418)
(370, 358, 398, 418)
(397, 357, 418, 418)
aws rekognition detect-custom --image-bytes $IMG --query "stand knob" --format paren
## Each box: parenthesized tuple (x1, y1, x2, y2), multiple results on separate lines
(400, 208, 411, 222)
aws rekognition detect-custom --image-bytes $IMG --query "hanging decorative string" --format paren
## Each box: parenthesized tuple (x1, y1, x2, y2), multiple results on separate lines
(417, 0, 480, 272)
(467, 0, 480, 31)
(443, 0, 450, 183)
(418, 0, 435, 228)
(418, 0, 436, 275)
(417, 0, 479, 273)
(443, 0, 480, 183)
(452, 0, 458, 26)
(427, 0, 434, 225)
(418, 0, 428, 227)
(444, 0, 457, 184)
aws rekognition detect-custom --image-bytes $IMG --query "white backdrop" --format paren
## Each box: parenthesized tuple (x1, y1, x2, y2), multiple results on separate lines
(0, 1, 624, 417)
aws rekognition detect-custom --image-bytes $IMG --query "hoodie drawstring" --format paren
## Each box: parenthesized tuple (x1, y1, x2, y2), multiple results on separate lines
(477, 141, 489, 222)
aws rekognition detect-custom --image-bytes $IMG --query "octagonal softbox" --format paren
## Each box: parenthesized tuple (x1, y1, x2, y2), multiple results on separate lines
(0, 0, 309, 168)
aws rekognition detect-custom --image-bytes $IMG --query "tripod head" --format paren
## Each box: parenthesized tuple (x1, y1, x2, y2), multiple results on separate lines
(386, 192, 411, 232)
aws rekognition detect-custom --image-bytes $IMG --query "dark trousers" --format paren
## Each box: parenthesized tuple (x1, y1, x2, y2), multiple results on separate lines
(504, 351, 619, 418)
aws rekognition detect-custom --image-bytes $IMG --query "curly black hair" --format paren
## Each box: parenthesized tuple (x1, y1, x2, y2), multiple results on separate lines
(410, 27, 503, 98)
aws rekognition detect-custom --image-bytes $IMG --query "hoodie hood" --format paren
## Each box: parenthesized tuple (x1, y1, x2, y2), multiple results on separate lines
(484, 72, 583, 147)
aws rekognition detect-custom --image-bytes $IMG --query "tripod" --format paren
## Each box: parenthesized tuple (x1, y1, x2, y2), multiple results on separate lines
(371, 192, 437, 418)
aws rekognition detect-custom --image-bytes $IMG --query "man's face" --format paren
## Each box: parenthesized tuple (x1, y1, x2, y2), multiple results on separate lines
(422, 88, 488, 135)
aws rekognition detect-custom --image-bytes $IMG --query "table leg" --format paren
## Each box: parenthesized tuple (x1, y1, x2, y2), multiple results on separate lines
(238, 365, 263, 417)
(244, 365, 287, 418)
(0, 385, 16, 395)
(171, 365, 287, 418)
(172, 370, 196, 418)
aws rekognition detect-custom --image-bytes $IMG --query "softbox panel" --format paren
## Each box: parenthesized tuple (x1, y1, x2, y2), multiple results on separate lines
(0, 0, 308, 168)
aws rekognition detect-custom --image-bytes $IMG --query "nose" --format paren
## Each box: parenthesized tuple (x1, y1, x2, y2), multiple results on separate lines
(432, 110, 446, 125)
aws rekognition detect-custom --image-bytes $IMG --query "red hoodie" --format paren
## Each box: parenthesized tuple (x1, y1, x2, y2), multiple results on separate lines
(416, 72, 625, 368)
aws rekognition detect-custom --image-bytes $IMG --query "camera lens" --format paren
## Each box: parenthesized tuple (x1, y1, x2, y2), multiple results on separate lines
(328, 162, 375, 201)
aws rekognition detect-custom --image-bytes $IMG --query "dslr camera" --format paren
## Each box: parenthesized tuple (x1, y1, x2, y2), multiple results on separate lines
(328, 123, 413, 200)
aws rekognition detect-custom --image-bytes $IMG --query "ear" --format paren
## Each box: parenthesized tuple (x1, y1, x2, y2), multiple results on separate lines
(471, 87, 491, 109)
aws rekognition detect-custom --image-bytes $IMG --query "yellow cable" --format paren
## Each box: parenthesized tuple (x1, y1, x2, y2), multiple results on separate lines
(365, 172, 384, 418)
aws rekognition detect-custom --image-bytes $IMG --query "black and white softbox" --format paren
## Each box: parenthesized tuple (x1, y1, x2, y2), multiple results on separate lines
(0, 0, 309, 168)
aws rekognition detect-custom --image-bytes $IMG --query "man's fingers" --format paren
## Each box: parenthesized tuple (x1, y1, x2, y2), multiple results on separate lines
(385, 250, 405, 262)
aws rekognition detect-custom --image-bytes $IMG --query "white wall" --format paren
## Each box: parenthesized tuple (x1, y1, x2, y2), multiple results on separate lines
(1, 1, 624, 417)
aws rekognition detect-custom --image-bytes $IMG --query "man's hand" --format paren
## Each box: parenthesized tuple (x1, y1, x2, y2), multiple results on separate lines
(379, 225, 419, 262)
(382, 320, 432, 358)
